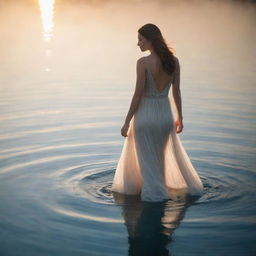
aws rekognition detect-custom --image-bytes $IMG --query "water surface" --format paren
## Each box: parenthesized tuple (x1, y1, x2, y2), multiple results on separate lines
(0, 0, 256, 255)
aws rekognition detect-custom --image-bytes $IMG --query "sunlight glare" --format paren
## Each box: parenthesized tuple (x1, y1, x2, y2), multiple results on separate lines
(38, 0, 55, 41)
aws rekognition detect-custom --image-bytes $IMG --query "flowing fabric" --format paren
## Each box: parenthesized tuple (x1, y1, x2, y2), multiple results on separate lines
(111, 63, 204, 202)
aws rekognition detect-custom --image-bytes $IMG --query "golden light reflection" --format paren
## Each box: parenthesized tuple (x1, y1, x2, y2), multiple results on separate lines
(50, 206, 124, 223)
(38, 0, 55, 41)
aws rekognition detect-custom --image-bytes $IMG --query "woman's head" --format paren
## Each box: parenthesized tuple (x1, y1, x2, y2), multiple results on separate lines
(137, 23, 176, 75)
(137, 23, 162, 52)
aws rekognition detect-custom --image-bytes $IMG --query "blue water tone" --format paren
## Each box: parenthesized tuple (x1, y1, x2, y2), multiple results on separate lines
(0, 0, 256, 255)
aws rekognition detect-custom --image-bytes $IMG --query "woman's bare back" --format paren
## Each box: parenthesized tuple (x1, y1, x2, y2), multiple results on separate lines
(144, 55, 175, 92)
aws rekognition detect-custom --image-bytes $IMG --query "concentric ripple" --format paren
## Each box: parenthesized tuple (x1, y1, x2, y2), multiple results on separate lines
(1, 1, 256, 253)
(0, 79, 256, 255)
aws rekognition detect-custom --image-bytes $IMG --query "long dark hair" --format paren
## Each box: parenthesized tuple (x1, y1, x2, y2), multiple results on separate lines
(138, 23, 176, 76)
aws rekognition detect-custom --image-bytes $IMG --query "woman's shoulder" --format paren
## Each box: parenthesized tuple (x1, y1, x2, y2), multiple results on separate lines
(137, 56, 147, 63)
(136, 57, 148, 70)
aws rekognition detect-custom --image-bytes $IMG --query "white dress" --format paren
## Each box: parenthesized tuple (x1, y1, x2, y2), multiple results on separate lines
(111, 59, 204, 202)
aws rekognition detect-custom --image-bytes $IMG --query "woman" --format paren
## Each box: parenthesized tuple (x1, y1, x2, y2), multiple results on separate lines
(111, 23, 204, 202)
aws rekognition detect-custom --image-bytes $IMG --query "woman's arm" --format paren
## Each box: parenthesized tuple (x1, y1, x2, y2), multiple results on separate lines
(124, 58, 146, 125)
(172, 57, 183, 120)
(121, 58, 145, 137)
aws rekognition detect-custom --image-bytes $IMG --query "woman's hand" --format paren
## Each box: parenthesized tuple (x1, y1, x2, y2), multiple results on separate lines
(175, 118, 183, 134)
(121, 122, 130, 137)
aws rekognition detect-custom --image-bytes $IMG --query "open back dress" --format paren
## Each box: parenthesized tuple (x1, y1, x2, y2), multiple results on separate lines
(111, 57, 204, 202)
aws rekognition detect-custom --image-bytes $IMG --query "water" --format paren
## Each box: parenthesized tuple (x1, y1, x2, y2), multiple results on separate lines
(0, 0, 256, 255)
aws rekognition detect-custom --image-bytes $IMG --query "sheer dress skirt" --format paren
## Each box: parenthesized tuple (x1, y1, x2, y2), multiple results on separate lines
(111, 95, 204, 202)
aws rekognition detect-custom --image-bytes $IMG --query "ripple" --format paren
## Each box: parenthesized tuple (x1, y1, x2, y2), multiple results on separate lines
(0, 153, 97, 175)
(0, 121, 118, 140)
(50, 154, 256, 209)
(0, 141, 119, 159)
(198, 168, 256, 207)
(66, 168, 117, 205)
(0, 109, 66, 121)
(1, 136, 254, 215)
(183, 215, 256, 224)
(47, 204, 123, 223)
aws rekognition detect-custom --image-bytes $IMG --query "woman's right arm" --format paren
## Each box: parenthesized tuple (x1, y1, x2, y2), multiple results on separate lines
(172, 57, 183, 133)
(172, 57, 183, 120)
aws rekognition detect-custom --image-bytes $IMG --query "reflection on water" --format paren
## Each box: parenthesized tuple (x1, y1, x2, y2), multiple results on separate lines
(38, 0, 55, 72)
(113, 193, 197, 256)
(38, 0, 55, 41)
(0, 0, 256, 255)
